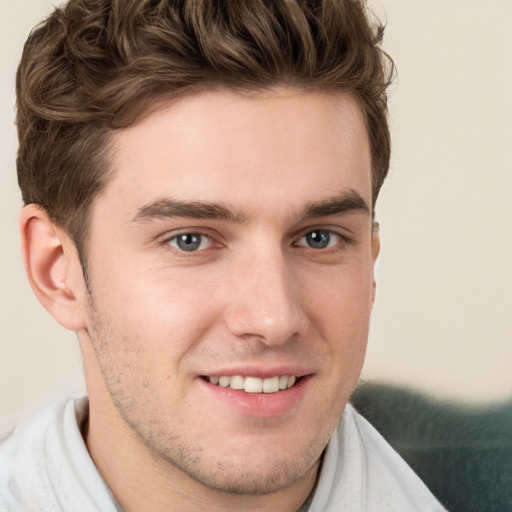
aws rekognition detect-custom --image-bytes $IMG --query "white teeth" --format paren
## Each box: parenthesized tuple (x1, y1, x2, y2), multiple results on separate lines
(244, 376, 263, 393)
(208, 375, 299, 393)
(263, 376, 280, 393)
(218, 376, 230, 387)
(230, 375, 244, 390)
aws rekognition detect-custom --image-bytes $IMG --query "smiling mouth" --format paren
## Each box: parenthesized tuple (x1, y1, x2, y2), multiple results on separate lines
(203, 375, 299, 393)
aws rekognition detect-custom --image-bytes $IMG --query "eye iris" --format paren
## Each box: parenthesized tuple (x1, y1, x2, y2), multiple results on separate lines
(176, 233, 201, 251)
(306, 230, 330, 249)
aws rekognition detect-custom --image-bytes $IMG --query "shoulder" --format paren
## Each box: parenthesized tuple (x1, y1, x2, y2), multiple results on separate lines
(308, 404, 447, 512)
(0, 397, 115, 512)
(1, 397, 74, 469)
(0, 398, 74, 510)
(344, 403, 445, 500)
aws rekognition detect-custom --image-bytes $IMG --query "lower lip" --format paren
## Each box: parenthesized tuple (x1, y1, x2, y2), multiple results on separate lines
(200, 376, 311, 417)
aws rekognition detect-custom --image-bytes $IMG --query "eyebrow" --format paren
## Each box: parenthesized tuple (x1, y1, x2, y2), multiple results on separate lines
(132, 199, 248, 223)
(132, 189, 370, 224)
(300, 190, 370, 220)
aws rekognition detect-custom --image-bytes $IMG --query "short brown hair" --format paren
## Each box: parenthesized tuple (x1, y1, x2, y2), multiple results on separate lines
(16, 0, 394, 251)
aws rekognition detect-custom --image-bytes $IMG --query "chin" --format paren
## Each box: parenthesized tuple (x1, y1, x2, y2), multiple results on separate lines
(144, 427, 325, 496)
(178, 454, 317, 496)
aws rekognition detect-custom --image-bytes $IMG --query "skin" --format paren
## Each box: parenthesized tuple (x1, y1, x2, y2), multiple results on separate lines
(21, 88, 379, 511)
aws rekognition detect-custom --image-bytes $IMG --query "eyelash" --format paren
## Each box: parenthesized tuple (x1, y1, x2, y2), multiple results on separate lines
(161, 228, 354, 256)
(162, 230, 216, 256)
(294, 229, 353, 251)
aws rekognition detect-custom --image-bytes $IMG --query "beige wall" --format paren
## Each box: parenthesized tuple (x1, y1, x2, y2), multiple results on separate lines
(1, 0, 511, 435)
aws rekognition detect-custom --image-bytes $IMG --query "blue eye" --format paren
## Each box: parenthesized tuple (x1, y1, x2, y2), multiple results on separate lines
(298, 230, 340, 249)
(168, 233, 211, 252)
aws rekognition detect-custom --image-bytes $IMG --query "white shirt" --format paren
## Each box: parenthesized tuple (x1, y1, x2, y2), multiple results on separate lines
(0, 397, 447, 512)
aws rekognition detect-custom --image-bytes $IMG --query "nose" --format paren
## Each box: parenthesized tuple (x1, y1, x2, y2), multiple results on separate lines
(223, 250, 307, 346)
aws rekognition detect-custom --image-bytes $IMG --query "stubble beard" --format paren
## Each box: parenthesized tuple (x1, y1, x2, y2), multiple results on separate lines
(84, 290, 328, 497)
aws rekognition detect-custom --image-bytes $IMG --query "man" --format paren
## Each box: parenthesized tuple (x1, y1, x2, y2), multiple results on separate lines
(0, 0, 446, 510)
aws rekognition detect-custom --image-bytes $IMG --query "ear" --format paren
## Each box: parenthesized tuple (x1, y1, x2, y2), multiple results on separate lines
(371, 221, 381, 305)
(20, 204, 87, 332)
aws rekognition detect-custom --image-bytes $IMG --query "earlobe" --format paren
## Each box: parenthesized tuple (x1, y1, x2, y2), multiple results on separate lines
(20, 204, 87, 332)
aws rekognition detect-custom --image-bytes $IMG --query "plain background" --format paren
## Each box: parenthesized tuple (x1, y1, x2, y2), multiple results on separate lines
(1, 0, 511, 436)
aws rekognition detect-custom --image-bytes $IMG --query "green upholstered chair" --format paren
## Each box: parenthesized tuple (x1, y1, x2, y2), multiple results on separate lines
(351, 382, 512, 512)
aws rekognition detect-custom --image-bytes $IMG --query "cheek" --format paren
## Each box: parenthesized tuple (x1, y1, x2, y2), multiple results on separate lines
(306, 264, 374, 343)
(89, 265, 224, 362)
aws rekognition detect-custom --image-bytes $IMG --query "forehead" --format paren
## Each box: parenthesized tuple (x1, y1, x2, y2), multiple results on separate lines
(100, 88, 371, 222)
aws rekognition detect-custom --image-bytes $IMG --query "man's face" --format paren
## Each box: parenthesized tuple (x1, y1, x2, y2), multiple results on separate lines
(78, 88, 378, 494)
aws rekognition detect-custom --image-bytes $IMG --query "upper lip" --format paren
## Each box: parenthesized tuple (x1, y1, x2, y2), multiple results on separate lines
(199, 365, 313, 379)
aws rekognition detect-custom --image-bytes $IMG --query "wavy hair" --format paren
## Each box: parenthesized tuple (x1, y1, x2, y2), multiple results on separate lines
(16, 0, 394, 250)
